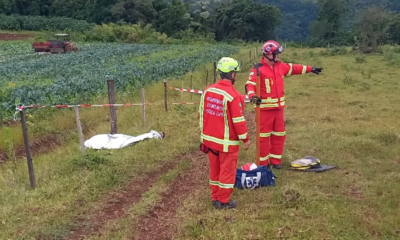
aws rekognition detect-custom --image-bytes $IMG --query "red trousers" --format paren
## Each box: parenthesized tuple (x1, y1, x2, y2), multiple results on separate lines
(259, 109, 286, 166)
(208, 150, 238, 204)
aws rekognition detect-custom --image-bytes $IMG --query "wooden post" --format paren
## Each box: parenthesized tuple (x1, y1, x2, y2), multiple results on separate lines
(249, 50, 252, 61)
(256, 75, 261, 166)
(190, 75, 193, 101)
(205, 70, 209, 87)
(20, 108, 35, 189)
(181, 81, 184, 99)
(141, 88, 146, 126)
(213, 61, 217, 83)
(74, 106, 85, 154)
(107, 79, 118, 134)
(164, 80, 168, 112)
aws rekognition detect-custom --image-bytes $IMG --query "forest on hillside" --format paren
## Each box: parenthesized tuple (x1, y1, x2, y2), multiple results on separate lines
(0, 0, 400, 48)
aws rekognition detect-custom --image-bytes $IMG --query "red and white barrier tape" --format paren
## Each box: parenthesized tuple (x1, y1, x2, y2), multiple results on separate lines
(169, 87, 203, 94)
(16, 102, 200, 110)
(169, 86, 250, 102)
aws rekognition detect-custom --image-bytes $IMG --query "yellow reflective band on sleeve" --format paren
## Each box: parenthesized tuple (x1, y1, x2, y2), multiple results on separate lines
(280, 97, 285, 101)
(246, 81, 256, 86)
(280, 101, 286, 106)
(247, 90, 255, 96)
(260, 155, 270, 162)
(265, 78, 271, 93)
(260, 132, 271, 138)
(261, 97, 278, 103)
(219, 182, 234, 189)
(270, 154, 282, 159)
(286, 63, 293, 77)
(302, 65, 307, 74)
(206, 88, 234, 102)
(232, 116, 245, 123)
(238, 133, 248, 140)
(209, 180, 219, 186)
(199, 93, 205, 132)
(223, 98, 230, 152)
(272, 131, 286, 136)
(260, 103, 279, 108)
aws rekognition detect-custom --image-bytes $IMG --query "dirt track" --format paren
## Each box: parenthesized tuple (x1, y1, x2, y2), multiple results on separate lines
(0, 134, 60, 163)
(0, 33, 34, 41)
(62, 150, 207, 240)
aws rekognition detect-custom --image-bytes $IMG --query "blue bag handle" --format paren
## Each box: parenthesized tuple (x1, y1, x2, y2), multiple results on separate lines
(240, 171, 261, 189)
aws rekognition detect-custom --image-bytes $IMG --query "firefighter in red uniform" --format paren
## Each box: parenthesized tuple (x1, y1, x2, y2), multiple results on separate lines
(245, 40, 323, 169)
(199, 57, 251, 209)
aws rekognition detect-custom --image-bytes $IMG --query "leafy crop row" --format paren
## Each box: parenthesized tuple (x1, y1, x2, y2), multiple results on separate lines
(0, 43, 237, 118)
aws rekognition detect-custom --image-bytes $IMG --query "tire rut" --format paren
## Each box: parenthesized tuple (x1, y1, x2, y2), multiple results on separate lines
(132, 150, 208, 240)
(131, 111, 255, 240)
(62, 153, 189, 240)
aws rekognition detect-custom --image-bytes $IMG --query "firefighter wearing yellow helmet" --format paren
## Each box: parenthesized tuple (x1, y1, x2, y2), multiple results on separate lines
(199, 57, 251, 209)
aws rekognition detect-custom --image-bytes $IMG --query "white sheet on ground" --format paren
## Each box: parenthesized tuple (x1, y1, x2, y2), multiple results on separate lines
(84, 130, 164, 150)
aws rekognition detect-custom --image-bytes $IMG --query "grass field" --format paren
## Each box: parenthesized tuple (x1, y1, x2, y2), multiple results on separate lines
(0, 43, 399, 240)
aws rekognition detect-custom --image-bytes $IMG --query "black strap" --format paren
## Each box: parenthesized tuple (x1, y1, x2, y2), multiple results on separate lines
(209, 148, 219, 156)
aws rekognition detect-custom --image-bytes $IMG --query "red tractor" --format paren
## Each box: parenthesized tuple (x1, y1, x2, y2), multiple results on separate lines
(32, 33, 78, 53)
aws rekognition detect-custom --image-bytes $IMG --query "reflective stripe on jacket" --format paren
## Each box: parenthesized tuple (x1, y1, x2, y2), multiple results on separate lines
(199, 79, 249, 152)
(245, 58, 312, 110)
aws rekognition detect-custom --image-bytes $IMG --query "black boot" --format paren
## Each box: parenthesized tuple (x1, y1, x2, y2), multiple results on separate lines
(272, 164, 282, 169)
(212, 200, 220, 208)
(216, 200, 237, 209)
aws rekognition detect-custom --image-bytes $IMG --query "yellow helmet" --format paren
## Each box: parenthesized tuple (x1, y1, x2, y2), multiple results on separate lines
(217, 57, 240, 73)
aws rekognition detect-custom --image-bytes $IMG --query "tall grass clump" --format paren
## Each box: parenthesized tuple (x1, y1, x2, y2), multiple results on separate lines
(84, 23, 170, 44)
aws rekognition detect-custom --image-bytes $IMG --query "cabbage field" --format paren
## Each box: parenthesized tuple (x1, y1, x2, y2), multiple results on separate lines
(0, 42, 238, 118)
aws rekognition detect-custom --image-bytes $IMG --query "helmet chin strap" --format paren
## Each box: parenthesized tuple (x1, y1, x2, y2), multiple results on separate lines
(264, 53, 278, 63)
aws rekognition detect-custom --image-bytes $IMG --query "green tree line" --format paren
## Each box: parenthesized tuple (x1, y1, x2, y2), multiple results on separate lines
(0, 0, 281, 42)
(310, 0, 400, 52)
(0, 0, 400, 48)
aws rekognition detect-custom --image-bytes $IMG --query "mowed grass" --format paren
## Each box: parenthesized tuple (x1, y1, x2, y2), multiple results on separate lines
(0, 45, 399, 239)
(174, 47, 400, 240)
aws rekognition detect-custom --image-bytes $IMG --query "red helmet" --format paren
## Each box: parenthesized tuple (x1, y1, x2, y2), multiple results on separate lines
(261, 40, 283, 55)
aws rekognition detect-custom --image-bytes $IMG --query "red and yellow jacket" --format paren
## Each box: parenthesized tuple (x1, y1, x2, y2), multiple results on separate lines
(245, 58, 312, 110)
(199, 79, 249, 152)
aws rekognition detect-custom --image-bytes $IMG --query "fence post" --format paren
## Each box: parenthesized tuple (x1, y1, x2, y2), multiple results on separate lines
(205, 70, 209, 87)
(20, 108, 35, 189)
(213, 61, 217, 83)
(164, 80, 168, 112)
(107, 79, 118, 134)
(141, 88, 146, 126)
(190, 75, 193, 101)
(74, 106, 85, 154)
(181, 81, 184, 99)
(249, 50, 252, 61)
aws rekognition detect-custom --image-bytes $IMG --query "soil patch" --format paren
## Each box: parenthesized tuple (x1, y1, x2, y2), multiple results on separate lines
(133, 150, 207, 240)
(0, 33, 34, 41)
(0, 134, 60, 163)
(62, 153, 190, 240)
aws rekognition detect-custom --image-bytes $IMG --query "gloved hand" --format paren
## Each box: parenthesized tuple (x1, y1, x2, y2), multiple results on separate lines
(244, 140, 251, 150)
(251, 96, 262, 105)
(311, 67, 323, 75)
